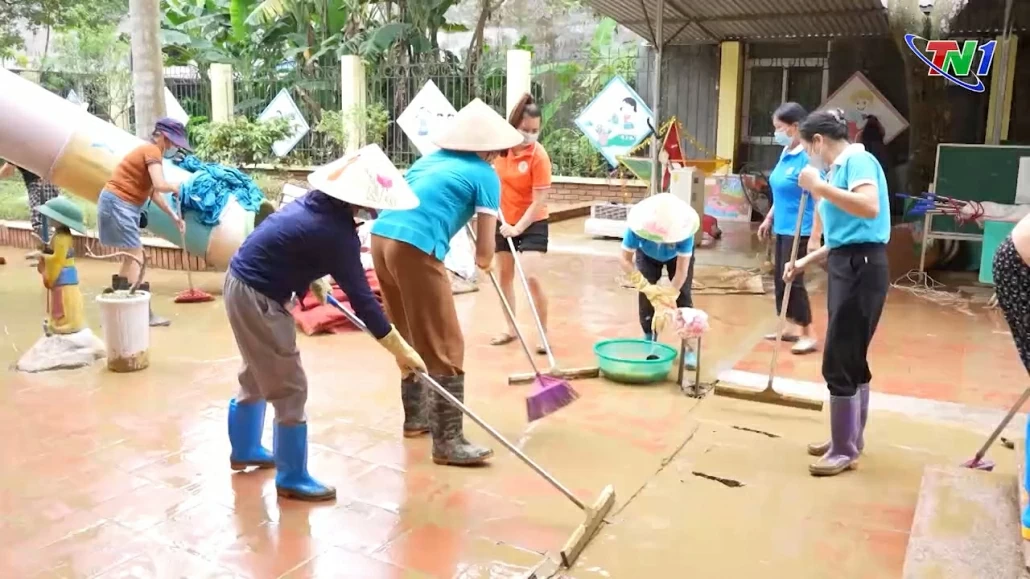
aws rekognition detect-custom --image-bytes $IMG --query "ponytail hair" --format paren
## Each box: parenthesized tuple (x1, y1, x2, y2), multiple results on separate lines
(508, 93, 541, 128)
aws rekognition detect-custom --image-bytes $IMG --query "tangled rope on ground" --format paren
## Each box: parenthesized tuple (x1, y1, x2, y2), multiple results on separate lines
(890, 269, 975, 315)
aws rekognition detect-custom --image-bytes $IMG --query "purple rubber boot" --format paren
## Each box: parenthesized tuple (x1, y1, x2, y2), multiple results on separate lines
(809, 394, 861, 477)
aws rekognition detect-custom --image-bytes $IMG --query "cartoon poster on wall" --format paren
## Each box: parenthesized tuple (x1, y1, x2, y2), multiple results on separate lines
(704, 175, 752, 222)
(396, 80, 457, 156)
(258, 89, 310, 158)
(820, 71, 908, 144)
(575, 76, 654, 167)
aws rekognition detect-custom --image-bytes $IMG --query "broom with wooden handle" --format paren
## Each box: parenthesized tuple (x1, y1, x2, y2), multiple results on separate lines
(325, 293, 614, 568)
(173, 197, 214, 304)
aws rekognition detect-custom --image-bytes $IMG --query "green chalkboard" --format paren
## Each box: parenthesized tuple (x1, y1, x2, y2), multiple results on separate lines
(934, 144, 1030, 204)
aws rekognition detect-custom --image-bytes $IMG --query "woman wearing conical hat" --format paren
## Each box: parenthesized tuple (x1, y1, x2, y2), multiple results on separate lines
(371, 99, 524, 467)
(35, 197, 88, 336)
(620, 193, 701, 367)
(223, 145, 426, 502)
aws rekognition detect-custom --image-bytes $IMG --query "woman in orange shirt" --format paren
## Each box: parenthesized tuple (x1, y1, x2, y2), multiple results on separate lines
(98, 118, 187, 326)
(491, 94, 553, 353)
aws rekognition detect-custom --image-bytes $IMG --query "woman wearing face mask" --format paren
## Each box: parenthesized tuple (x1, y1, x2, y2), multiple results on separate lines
(491, 93, 553, 352)
(757, 102, 818, 355)
(785, 109, 891, 477)
(371, 99, 524, 467)
(97, 118, 187, 327)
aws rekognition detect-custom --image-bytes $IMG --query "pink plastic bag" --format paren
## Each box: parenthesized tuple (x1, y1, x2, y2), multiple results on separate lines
(668, 307, 709, 340)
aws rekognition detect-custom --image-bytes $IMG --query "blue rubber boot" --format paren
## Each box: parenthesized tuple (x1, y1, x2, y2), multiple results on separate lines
(227, 399, 274, 471)
(1023, 504, 1030, 540)
(273, 422, 336, 501)
(1025, 414, 1030, 493)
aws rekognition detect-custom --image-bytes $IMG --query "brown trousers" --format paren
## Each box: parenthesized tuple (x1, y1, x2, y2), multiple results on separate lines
(371, 236, 464, 376)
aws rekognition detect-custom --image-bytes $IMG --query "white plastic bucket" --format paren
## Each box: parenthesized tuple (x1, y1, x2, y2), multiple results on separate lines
(96, 290, 151, 372)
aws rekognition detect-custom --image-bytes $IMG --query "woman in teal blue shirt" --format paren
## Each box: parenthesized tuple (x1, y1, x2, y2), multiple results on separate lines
(785, 109, 891, 478)
(371, 99, 524, 468)
(757, 102, 817, 355)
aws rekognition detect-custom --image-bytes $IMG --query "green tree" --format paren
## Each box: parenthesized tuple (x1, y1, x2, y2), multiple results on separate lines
(0, 0, 126, 59)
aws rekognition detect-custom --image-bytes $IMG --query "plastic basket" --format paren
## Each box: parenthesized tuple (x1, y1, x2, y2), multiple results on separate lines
(593, 338, 677, 385)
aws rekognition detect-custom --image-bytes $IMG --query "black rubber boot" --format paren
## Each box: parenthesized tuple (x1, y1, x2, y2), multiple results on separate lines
(103, 275, 130, 294)
(139, 282, 171, 327)
(430, 375, 493, 466)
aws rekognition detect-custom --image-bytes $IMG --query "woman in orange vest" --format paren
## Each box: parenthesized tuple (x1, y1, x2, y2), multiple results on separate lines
(491, 94, 553, 354)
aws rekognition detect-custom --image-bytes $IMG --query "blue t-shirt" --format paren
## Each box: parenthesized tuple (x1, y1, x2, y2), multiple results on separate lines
(818, 144, 891, 249)
(229, 191, 392, 339)
(371, 150, 501, 261)
(622, 229, 695, 263)
(768, 145, 815, 237)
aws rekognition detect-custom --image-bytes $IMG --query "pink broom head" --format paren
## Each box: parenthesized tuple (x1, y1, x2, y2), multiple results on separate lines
(526, 375, 579, 422)
(961, 456, 995, 471)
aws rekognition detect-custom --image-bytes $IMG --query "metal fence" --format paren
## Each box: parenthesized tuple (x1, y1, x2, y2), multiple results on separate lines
(367, 53, 508, 168)
(233, 66, 343, 166)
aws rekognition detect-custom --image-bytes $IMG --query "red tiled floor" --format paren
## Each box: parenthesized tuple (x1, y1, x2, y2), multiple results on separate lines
(0, 240, 1019, 577)
(731, 290, 1027, 410)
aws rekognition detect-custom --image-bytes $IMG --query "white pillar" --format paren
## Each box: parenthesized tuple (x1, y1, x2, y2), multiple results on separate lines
(340, 55, 366, 153)
(505, 50, 532, 119)
(209, 63, 234, 123)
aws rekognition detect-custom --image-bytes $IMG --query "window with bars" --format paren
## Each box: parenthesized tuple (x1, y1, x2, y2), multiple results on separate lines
(740, 50, 829, 171)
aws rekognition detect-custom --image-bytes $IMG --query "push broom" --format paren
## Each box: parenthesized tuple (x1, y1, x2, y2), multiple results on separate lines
(494, 215, 600, 386)
(713, 192, 824, 412)
(325, 294, 615, 568)
(173, 198, 214, 304)
(960, 385, 1030, 471)
(464, 224, 579, 421)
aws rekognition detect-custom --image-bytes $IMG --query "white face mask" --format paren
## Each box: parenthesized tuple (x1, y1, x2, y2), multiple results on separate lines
(520, 130, 539, 144)
(163, 147, 179, 160)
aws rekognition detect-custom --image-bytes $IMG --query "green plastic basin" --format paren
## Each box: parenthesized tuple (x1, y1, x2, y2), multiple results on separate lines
(593, 338, 677, 385)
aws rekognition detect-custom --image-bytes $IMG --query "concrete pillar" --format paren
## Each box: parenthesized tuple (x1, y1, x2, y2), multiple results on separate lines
(340, 55, 366, 153)
(715, 41, 743, 172)
(985, 35, 1018, 144)
(209, 63, 234, 123)
(506, 50, 532, 119)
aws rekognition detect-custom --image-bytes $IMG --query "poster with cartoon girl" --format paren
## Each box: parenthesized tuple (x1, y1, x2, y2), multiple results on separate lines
(574, 76, 654, 167)
(820, 72, 909, 144)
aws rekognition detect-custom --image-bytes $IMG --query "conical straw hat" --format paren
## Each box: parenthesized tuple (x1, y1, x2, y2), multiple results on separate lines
(432, 98, 524, 152)
(627, 193, 700, 244)
(308, 144, 419, 211)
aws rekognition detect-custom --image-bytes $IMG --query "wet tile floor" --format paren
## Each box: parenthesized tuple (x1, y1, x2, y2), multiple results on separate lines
(0, 242, 1023, 578)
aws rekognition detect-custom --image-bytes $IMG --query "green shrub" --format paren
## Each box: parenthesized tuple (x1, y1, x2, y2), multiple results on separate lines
(315, 103, 390, 150)
(193, 116, 293, 166)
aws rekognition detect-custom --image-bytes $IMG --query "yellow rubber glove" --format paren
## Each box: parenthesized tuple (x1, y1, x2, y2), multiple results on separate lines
(641, 284, 679, 310)
(626, 270, 649, 290)
(378, 326, 427, 375)
(309, 277, 331, 304)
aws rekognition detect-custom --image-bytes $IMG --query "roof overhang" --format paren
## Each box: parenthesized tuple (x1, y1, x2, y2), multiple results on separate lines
(584, 0, 890, 45)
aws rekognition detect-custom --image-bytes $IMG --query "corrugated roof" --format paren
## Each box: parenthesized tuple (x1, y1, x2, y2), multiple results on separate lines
(585, 0, 890, 44)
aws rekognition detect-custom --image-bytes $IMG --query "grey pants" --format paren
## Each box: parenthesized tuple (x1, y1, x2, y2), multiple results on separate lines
(224, 273, 307, 424)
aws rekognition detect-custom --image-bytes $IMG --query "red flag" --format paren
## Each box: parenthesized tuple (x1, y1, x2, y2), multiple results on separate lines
(661, 121, 685, 190)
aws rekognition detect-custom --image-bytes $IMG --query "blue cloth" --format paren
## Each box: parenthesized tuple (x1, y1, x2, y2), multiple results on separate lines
(622, 228, 694, 263)
(819, 144, 891, 249)
(371, 150, 501, 261)
(229, 191, 391, 340)
(768, 146, 815, 237)
(175, 155, 265, 226)
(97, 189, 142, 249)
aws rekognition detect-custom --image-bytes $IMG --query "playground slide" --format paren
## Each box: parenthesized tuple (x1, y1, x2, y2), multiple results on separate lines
(0, 68, 254, 270)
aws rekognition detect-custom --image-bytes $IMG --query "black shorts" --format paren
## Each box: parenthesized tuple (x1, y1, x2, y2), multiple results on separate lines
(495, 219, 549, 253)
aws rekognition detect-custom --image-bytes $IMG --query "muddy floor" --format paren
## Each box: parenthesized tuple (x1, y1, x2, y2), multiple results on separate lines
(0, 242, 1022, 578)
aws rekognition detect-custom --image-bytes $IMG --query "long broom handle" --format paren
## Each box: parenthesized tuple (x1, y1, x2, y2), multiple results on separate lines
(767, 192, 809, 385)
(325, 294, 586, 511)
(499, 211, 558, 370)
(178, 197, 196, 291)
(464, 224, 545, 375)
(974, 386, 1030, 460)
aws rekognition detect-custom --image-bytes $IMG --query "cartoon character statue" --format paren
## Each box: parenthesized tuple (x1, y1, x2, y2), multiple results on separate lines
(844, 89, 874, 142)
(35, 197, 88, 336)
